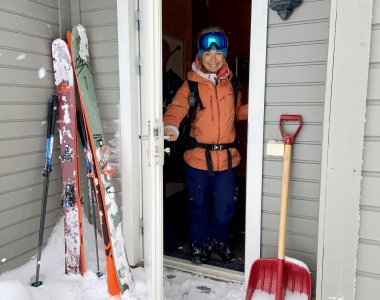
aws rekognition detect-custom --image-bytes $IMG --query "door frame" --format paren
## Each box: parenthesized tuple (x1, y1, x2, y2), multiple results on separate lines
(244, 0, 268, 283)
(117, 0, 269, 295)
(316, 0, 372, 298)
(119, 0, 165, 298)
(117, 0, 143, 267)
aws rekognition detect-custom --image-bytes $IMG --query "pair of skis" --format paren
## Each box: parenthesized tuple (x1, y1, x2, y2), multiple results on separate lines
(49, 25, 131, 296)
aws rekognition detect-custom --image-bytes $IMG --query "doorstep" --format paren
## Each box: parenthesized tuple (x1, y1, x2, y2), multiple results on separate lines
(163, 255, 245, 283)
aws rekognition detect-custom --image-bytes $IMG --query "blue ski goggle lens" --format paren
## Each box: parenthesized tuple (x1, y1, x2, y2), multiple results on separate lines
(198, 31, 228, 51)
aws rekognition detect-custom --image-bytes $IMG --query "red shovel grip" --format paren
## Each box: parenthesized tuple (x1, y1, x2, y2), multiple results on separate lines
(278, 114, 302, 145)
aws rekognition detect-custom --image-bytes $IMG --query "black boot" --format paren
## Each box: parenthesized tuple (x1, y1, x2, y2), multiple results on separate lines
(191, 243, 210, 265)
(215, 241, 235, 262)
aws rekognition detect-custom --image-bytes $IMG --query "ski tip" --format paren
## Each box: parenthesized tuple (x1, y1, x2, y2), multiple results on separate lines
(66, 31, 72, 50)
(52, 38, 66, 47)
(71, 24, 85, 35)
(52, 39, 70, 58)
(74, 24, 85, 29)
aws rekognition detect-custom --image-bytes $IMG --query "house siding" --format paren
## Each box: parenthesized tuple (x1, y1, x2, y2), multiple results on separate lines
(0, 0, 60, 273)
(356, 1, 380, 298)
(0, 0, 121, 274)
(262, 0, 330, 285)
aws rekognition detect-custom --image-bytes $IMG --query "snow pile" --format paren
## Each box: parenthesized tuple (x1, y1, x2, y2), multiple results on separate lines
(107, 118, 121, 168)
(285, 256, 309, 271)
(164, 270, 245, 299)
(0, 216, 246, 299)
(251, 290, 308, 300)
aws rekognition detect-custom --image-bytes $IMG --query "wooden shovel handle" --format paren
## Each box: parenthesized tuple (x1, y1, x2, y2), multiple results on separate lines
(278, 143, 292, 260)
(277, 114, 302, 259)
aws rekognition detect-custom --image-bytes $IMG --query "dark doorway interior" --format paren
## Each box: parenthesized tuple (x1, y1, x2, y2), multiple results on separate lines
(162, 0, 252, 272)
(163, 176, 246, 271)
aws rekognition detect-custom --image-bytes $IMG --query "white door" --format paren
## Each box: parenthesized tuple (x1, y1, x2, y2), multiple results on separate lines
(136, 0, 165, 299)
(117, 0, 164, 299)
(139, 0, 164, 300)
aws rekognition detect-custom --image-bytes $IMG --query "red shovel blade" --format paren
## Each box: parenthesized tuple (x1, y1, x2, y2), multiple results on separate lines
(245, 258, 311, 300)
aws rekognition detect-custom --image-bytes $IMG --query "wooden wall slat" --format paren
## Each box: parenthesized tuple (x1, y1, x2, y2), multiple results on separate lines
(262, 195, 319, 218)
(268, 0, 330, 25)
(357, 243, 380, 275)
(264, 124, 324, 143)
(263, 178, 321, 200)
(0, 11, 59, 39)
(263, 160, 321, 181)
(265, 85, 326, 104)
(0, 1, 58, 24)
(80, 9, 117, 27)
(356, 2, 380, 297)
(360, 176, 380, 208)
(268, 21, 330, 45)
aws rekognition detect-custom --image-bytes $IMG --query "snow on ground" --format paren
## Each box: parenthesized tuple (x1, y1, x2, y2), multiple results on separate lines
(0, 216, 310, 299)
(0, 216, 245, 299)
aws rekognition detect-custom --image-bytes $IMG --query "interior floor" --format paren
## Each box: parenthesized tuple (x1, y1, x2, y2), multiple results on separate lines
(163, 170, 246, 272)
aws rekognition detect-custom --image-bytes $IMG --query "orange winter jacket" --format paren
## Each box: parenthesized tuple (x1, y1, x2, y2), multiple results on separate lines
(163, 70, 248, 171)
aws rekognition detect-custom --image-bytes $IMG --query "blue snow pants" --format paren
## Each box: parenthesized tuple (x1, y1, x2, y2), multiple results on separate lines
(185, 163, 238, 248)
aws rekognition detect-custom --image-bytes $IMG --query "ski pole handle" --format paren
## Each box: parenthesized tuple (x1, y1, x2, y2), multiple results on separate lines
(46, 98, 53, 140)
(50, 96, 58, 140)
(49, 95, 58, 154)
(43, 96, 58, 176)
(278, 114, 302, 145)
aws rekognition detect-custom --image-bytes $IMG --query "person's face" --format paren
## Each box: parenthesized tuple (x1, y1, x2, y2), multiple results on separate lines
(201, 50, 225, 74)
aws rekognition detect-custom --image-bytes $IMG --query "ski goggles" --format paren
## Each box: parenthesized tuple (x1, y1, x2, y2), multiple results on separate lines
(198, 31, 228, 51)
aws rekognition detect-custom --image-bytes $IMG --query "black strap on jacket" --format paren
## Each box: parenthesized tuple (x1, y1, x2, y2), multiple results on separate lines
(185, 137, 239, 176)
(182, 80, 205, 139)
(184, 77, 241, 176)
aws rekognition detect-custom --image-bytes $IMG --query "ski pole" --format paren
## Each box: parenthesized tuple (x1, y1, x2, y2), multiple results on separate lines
(77, 111, 103, 277)
(31, 95, 58, 287)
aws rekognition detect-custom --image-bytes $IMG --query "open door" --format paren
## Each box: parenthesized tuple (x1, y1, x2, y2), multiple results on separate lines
(136, 0, 165, 299)
(118, 0, 165, 299)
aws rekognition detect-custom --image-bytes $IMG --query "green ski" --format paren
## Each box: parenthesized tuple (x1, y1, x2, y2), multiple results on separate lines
(68, 24, 131, 296)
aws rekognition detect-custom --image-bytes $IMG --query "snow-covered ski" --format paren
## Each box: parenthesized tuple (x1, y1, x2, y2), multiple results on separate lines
(52, 38, 85, 275)
(68, 25, 131, 295)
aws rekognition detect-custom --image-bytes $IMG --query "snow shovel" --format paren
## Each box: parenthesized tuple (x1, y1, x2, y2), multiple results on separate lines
(245, 115, 311, 300)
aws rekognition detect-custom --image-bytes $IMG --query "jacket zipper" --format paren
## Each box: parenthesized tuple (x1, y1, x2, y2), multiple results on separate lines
(215, 85, 220, 170)
(210, 95, 214, 122)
